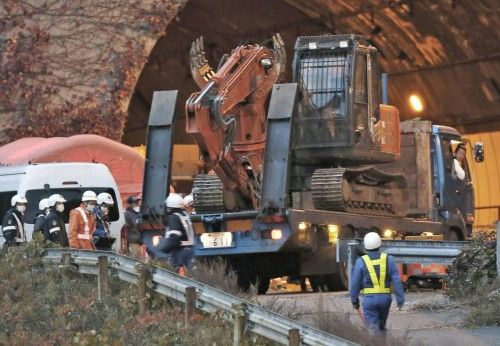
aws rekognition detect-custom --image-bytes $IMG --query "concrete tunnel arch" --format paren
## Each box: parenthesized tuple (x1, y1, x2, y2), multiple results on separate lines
(122, 0, 500, 226)
(123, 0, 500, 146)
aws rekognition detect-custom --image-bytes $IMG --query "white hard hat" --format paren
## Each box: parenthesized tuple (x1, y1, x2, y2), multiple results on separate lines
(183, 194, 194, 207)
(81, 190, 97, 202)
(39, 198, 50, 210)
(364, 232, 382, 250)
(165, 193, 184, 208)
(11, 194, 28, 206)
(97, 192, 114, 205)
(48, 194, 67, 207)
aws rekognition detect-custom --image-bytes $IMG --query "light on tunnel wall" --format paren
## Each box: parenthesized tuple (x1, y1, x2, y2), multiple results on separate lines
(409, 94, 424, 112)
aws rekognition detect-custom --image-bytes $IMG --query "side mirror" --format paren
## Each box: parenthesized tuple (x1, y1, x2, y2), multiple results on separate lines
(474, 142, 484, 162)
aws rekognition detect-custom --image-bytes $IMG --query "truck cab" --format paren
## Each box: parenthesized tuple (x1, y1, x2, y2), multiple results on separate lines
(432, 125, 475, 238)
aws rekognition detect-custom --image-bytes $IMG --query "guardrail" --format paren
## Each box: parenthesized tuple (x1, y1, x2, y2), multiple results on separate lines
(337, 239, 471, 288)
(43, 249, 355, 346)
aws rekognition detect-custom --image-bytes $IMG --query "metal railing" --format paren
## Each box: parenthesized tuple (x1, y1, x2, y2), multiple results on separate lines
(42, 249, 355, 346)
(337, 239, 470, 288)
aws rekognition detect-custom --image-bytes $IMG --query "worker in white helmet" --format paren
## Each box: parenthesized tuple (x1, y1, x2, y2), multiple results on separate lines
(68, 190, 97, 249)
(183, 194, 195, 214)
(152, 193, 194, 271)
(43, 194, 69, 246)
(1, 194, 28, 246)
(33, 198, 50, 237)
(92, 192, 116, 250)
(350, 232, 404, 334)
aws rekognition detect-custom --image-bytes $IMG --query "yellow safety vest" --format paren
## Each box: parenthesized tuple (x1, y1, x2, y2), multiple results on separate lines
(361, 253, 391, 294)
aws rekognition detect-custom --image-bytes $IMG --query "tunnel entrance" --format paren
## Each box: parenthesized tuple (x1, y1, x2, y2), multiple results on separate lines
(123, 0, 330, 146)
(124, 0, 500, 146)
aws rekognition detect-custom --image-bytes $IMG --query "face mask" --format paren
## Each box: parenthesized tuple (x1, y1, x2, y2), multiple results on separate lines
(100, 205, 109, 213)
(86, 203, 96, 212)
(16, 205, 26, 213)
(56, 204, 65, 213)
(133, 206, 140, 212)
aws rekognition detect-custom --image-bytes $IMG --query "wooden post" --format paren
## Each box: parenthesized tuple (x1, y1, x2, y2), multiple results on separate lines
(288, 328, 300, 346)
(184, 286, 197, 326)
(97, 256, 108, 300)
(137, 266, 149, 315)
(62, 253, 71, 265)
(232, 303, 246, 346)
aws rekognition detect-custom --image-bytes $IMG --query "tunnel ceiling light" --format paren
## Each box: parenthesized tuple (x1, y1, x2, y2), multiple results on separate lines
(409, 94, 424, 112)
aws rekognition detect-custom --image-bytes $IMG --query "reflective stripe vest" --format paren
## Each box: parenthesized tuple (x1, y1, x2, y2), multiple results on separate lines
(174, 212, 194, 247)
(76, 207, 91, 240)
(361, 253, 391, 294)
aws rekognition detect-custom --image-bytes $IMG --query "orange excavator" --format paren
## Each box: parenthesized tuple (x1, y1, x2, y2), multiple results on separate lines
(185, 34, 406, 217)
(186, 35, 285, 213)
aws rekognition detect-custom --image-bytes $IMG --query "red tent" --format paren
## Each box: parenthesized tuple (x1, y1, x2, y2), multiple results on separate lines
(0, 135, 145, 205)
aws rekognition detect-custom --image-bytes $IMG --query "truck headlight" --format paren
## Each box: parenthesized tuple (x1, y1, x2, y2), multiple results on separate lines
(271, 229, 282, 240)
(383, 229, 396, 239)
(327, 224, 339, 243)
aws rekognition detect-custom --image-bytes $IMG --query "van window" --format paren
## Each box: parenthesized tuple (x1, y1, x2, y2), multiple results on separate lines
(0, 191, 17, 220)
(25, 188, 120, 224)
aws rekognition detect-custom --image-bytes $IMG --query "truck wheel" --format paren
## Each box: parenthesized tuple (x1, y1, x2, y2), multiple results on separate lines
(308, 275, 324, 292)
(323, 273, 345, 291)
(257, 277, 270, 295)
(444, 229, 459, 241)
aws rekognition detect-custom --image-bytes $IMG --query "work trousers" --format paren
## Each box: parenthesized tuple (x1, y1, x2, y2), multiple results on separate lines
(362, 294, 392, 332)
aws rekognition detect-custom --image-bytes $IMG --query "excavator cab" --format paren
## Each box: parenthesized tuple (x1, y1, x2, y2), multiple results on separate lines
(292, 35, 400, 165)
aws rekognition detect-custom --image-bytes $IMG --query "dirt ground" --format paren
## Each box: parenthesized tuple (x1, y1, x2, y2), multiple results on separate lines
(258, 291, 500, 346)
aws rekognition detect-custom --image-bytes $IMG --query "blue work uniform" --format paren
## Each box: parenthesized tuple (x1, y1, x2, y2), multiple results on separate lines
(152, 208, 194, 269)
(350, 251, 404, 332)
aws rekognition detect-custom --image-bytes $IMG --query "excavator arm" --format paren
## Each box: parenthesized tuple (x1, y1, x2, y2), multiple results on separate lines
(186, 34, 285, 210)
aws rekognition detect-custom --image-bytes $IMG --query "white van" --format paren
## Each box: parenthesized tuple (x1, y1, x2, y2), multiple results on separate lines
(0, 163, 124, 250)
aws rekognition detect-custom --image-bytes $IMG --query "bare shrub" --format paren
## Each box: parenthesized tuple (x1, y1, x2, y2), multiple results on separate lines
(464, 279, 500, 327)
(0, 242, 272, 344)
(189, 257, 257, 300)
(313, 294, 417, 346)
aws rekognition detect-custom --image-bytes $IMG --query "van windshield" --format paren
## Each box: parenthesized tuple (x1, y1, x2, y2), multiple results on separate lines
(25, 188, 120, 224)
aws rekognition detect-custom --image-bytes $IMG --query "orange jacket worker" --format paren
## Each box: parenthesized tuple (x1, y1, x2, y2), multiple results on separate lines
(69, 190, 97, 249)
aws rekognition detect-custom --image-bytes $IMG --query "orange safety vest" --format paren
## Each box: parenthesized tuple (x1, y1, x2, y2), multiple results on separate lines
(69, 206, 96, 250)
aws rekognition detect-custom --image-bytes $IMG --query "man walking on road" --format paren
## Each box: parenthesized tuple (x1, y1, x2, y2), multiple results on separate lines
(350, 232, 404, 334)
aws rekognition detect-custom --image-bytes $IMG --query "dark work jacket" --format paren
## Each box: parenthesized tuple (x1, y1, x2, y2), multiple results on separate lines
(124, 207, 142, 244)
(43, 211, 69, 246)
(33, 213, 47, 236)
(157, 209, 192, 252)
(1, 208, 26, 245)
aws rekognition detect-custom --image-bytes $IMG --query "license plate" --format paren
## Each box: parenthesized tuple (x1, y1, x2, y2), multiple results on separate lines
(200, 232, 233, 248)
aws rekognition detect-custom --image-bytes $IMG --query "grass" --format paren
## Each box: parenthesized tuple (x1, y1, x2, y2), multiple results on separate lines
(313, 294, 419, 346)
(0, 241, 274, 345)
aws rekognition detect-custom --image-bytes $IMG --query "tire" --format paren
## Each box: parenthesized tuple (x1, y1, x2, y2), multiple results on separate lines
(256, 276, 270, 295)
(444, 228, 459, 241)
(323, 273, 345, 292)
(236, 272, 270, 294)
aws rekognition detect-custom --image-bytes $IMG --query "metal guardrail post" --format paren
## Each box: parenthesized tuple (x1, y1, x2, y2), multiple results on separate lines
(184, 286, 197, 326)
(98, 256, 109, 300)
(62, 253, 72, 265)
(497, 221, 500, 277)
(347, 241, 359, 291)
(232, 303, 246, 346)
(137, 266, 149, 315)
(288, 328, 300, 346)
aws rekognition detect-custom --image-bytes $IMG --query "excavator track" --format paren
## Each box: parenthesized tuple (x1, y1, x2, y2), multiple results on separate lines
(192, 174, 226, 214)
(311, 168, 408, 217)
(311, 168, 347, 212)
